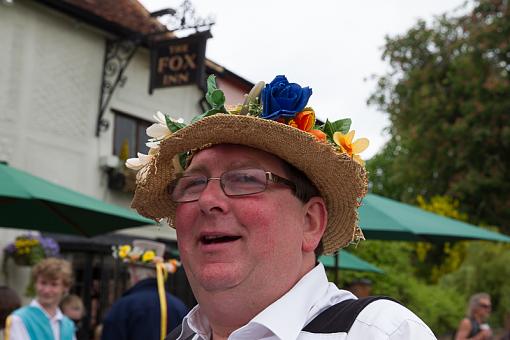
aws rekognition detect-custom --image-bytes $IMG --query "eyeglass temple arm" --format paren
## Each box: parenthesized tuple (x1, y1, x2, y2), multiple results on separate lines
(266, 172, 296, 192)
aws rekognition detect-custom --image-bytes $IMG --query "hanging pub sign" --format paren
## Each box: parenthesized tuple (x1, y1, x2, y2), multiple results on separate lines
(149, 30, 212, 93)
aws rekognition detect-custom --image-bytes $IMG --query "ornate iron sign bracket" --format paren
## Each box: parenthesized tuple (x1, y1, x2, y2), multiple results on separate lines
(95, 1, 215, 137)
(96, 36, 141, 136)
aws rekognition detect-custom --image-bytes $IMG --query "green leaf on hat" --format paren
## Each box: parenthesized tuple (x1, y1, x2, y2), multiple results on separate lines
(207, 89, 226, 107)
(165, 115, 186, 133)
(321, 118, 352, 140)
(330, 118, 352, 134)
(322, 119, 335, 140)
(191, 107, 226, 124)
(205, 75, 226, 108)
(207, 74, 217, 93)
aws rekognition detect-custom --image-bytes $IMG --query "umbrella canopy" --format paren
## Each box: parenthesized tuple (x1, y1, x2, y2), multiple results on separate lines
(0, 163, 154, 236)
(359, 194, 510, 242)
(320, 250, 384, 273)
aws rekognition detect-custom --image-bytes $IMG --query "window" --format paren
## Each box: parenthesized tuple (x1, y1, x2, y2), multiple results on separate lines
(112, 110, 151, 160)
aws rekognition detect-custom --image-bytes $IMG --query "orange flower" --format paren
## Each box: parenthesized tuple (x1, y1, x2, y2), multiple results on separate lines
(293, 110, 315, 131)
(333, 130, 369, 165)
(308, 129, 327, 142)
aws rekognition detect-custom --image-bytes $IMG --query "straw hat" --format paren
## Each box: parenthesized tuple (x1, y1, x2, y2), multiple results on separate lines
(128, 75, 369, 255)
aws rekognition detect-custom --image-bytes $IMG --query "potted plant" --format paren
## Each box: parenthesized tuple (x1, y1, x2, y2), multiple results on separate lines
(3, 233, 60, 266)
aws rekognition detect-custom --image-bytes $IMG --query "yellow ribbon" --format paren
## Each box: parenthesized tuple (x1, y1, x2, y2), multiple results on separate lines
(5, 315, 12, 340)
(156, 262, 168, 340)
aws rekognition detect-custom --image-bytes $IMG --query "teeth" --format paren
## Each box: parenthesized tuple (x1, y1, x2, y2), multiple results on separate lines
(204, 235, 223, 240)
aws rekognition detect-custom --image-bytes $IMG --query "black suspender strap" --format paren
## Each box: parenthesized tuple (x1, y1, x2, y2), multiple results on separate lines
(302, 296, 400, 334)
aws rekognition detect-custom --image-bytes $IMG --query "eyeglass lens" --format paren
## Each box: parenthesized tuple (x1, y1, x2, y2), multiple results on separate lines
(169, 169, 269, 202)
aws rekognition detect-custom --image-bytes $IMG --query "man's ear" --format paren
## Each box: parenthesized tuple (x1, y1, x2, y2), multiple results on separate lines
(301, 197, 327, 253)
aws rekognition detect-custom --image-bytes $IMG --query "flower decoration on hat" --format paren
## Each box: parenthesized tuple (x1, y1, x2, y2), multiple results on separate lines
(126, 74, 369, 170)
(112, 244, 180, 274)
(261, 75, 312, 120)
(333, 130, 370, 165)
(125, 111, 186, 171)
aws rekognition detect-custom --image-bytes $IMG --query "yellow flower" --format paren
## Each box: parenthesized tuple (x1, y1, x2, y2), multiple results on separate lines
(142, 250, 156, 263)
(333, 130, 369, 165)
(118, 245, 131, 258)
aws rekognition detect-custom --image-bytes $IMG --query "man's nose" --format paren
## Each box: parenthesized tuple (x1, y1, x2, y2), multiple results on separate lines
(197, 178, 228, 213)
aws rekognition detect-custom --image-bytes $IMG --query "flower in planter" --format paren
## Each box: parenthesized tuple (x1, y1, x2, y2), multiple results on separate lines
(3, 233, 60, 266)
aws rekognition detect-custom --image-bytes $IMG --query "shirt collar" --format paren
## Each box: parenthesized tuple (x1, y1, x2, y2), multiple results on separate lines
(181, 305, 211, 339)
(31, 299, 64, 321)
(182, 263, 331, 340)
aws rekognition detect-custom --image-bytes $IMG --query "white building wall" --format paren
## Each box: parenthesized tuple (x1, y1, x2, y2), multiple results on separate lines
(0, 1, 202, 289)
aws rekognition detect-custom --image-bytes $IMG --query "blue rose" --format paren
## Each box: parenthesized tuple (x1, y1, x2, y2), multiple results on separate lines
(261, 75, 313, 120)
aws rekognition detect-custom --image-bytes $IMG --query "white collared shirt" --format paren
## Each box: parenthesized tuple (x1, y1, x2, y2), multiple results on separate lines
(177, 263, 436, 339)
(8, 299, 76, 340)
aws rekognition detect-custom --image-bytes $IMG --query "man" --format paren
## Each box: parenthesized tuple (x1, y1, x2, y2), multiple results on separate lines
(101, 239, 188, 340)
(455, 293, 492, 340)
(6, 258, 75, 340)
(127, 75, 436, 339)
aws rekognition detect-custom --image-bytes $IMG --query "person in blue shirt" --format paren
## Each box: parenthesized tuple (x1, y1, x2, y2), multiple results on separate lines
(6, 258, 75, 340)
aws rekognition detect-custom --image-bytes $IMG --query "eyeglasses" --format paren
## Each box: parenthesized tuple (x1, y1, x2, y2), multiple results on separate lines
(479, 303, 492, 309)
(168, 168, 296, 203)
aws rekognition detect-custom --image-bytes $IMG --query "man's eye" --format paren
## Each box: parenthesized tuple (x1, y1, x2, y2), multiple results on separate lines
(228, 173, 263, 185)
(181, 177, 206, 190)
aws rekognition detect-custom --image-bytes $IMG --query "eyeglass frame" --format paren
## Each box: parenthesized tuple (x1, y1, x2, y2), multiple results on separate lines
(167, 168, 297, 203)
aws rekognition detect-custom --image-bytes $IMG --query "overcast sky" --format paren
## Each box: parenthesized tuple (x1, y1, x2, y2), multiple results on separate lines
(141, 0, 468, 159)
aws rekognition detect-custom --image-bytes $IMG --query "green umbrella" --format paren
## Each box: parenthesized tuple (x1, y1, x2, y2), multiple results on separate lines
(319, 251, 384, 274)
(359, 194, 510, 242)
(0, 163, 154, 236)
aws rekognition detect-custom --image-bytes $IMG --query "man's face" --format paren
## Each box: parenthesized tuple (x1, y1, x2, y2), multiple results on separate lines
(35, 276, 68, 310)
(175, 144, 323, 297)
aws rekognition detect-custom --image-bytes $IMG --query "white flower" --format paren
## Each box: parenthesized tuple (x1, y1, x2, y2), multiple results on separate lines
(125, 152, 154, 170)
(145, 141, 161, 149)
(147, 122, 170, 140)
(146, 111, 184, 140)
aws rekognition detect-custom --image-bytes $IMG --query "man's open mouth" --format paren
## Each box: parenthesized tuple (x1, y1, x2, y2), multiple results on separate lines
(201, 235, 241, 245)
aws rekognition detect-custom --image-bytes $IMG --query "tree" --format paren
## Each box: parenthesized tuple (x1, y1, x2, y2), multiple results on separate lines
(368, 0, 510, 232)
(413, 195, 469, 283)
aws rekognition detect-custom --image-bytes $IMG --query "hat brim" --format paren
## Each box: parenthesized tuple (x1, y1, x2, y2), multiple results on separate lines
(131, 114, 367, 254)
